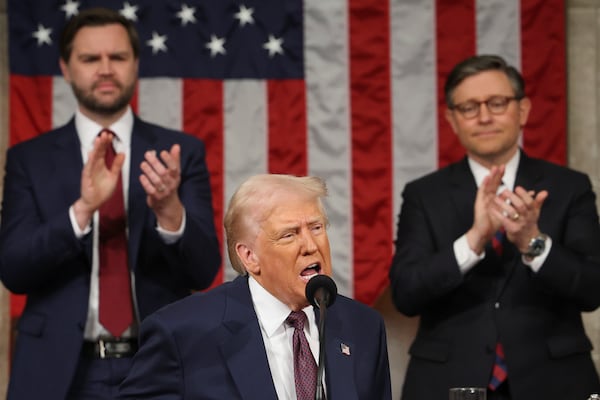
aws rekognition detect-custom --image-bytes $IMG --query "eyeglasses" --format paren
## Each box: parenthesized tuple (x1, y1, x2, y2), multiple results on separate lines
(450, 96, 522, 119)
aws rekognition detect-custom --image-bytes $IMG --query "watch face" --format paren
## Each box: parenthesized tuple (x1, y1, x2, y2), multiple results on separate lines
(527, 235, 546, 257)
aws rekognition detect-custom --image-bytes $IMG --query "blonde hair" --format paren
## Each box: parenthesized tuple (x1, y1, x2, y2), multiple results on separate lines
(223, 174, 328, 274)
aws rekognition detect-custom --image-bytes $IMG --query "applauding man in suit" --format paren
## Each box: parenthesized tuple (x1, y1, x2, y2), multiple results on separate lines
(389, 54, 600, 399)
(119, 174, 392, 400)
(0, 7, 221, 399)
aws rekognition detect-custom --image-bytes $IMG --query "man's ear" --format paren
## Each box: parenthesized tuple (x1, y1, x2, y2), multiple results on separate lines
(518, 96, 532, 128)
(236, 243, 260, 275)
(445, 108, 459, 135)
(59, 59, 72, 83)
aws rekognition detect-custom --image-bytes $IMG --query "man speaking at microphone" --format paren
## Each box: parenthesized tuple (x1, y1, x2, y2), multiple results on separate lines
(119, 174, 392, 400)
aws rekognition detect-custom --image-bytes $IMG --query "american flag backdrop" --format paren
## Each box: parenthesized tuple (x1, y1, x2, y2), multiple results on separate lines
(7, 0, 566, 319)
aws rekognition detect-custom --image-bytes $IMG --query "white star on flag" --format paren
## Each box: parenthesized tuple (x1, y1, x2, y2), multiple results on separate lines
(263, 34, 283, 57)
(176, 4, 197, 26)
(234, 5, 255, 27)
(120, 1, 139, 21)
(206, 35, 226, 57)
(146, 31, 167, 54)
(32, 24, 52, 46)
(60, 0, 80, 19)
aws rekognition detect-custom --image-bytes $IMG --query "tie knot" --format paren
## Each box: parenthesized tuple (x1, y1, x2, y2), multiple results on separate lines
(286, 311, 307, 330)
(98, 129, 116, 139)
(99, 129, 117, 164)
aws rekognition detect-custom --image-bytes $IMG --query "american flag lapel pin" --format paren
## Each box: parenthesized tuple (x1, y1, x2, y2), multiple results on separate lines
(340, 343, 351, 356)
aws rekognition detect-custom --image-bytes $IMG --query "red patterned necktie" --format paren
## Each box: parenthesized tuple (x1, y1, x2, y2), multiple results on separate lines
(489, 227, 507, 390)
(491, 227, 505, 256)
(489, 342, 508, 390)
(98, 130, 133, 337)
(286, 311, 317, 400)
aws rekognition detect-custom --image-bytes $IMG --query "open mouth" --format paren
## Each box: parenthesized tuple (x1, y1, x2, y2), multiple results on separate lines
(300, 263, 321, 282)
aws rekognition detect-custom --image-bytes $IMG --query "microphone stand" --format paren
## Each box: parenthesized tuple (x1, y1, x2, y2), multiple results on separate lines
(315, 293, 328, 400)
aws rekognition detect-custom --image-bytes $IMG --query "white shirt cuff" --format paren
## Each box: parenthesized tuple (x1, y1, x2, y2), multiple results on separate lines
(454, 234, 485, 274)
(69, 205, 92, 238)
(156, 210, 186, 244)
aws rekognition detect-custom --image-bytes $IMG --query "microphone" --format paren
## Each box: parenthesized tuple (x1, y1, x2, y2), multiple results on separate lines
(305, 274, 337, 309)
(305, 275, 337, 400)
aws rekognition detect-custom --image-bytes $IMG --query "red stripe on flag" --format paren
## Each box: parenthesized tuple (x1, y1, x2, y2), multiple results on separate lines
(130, 83, 139, 114)
(267, 79, 307, 175)
(520, 0, 566, 165)
(435, 0, 476, 168)
(9, 75, 53, 146)
(349, 0, 393, 304)
(183, 79, 225, 288)
(9, 75, 54, 317)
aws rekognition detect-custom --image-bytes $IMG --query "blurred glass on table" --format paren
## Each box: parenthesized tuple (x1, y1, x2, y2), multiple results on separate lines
(449, 387, 486, 400)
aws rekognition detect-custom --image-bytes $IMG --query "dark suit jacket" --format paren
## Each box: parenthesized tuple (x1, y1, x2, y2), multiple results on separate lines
(0, 117, 222, 400)
(118, 275, 392, 400)
(389, 152, 600, 400)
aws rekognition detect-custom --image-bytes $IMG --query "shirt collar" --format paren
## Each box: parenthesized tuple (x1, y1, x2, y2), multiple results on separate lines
(468, 150, 520, 192)
(74, 107, 134, 150)
(248, 276, 316, 338)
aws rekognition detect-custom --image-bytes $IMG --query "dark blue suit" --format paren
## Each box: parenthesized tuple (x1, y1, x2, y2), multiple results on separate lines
(119, 275, 392, 399)
(0, 117, 221, 399)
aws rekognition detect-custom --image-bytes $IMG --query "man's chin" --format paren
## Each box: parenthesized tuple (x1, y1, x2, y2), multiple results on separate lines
(84, 99, 131, 116)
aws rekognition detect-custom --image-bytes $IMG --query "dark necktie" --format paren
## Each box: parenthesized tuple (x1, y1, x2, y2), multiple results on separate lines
(98, 130, 133, 337)
(489, 228, 508, 389)
(286, 311, 317, 400)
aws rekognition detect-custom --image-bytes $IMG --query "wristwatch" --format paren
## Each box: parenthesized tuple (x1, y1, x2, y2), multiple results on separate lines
(522, 233, 548, 261)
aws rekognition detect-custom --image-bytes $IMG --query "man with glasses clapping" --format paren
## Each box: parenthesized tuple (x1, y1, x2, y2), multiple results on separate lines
(389, 54, 600, 400)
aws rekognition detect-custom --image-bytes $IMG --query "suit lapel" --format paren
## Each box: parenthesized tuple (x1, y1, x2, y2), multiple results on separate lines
(496, 151, 544, 295)
(53, 121, 84, 207)
(219, 277, 278, 399)
(514, 151, 544, 192)
(52, 122, 92, 263)
(449, 158, 478, 227)
(127, 118, 156, 272)
(320, 307, 359, 400)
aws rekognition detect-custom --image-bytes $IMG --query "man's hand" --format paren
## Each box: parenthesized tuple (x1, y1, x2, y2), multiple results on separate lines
(466, 165, 505, 254)
(73, 131, 124, 230)
(139, 144, 184, 231)
(492, 186, 548, 252)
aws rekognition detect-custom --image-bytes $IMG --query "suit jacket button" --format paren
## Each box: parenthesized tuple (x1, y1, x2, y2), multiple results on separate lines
(494, 302, 500, 309)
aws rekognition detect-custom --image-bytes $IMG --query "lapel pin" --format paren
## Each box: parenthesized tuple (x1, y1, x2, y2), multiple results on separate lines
(340, 343, 351, 356)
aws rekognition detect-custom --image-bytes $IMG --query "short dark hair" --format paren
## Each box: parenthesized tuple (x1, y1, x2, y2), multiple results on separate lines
(59, 7, 140, 62)
(444, 54, 525, 107)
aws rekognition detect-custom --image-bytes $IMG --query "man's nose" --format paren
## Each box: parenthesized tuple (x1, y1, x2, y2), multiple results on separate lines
(300, 231, 318, 254)
(478, 102, 493, 122)
(98, 58, 113, 74)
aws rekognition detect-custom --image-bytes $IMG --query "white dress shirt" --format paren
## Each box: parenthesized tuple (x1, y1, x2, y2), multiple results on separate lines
(249, 276, 323, 400)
